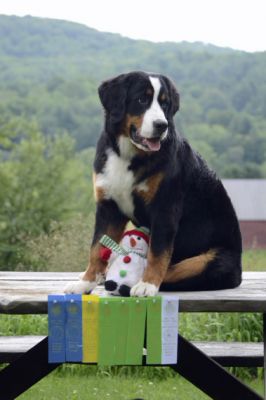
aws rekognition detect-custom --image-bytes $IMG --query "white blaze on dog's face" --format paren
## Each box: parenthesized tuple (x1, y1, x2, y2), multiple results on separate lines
(127, 76, 169, 152)
(138, 77, 168, 148)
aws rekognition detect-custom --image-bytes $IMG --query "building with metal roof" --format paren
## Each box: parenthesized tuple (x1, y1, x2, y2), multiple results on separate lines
(222, 180, 266, 248)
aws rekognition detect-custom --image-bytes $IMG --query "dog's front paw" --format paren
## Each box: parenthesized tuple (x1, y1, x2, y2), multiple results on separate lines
(130, 280, 159, 297)
(78, 271, 85, 280)
(64, 280, 97, 294)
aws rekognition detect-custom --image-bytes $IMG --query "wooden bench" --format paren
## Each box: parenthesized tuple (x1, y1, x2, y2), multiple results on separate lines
(0, 335, 263, 367)
(0, 271, 266, 400)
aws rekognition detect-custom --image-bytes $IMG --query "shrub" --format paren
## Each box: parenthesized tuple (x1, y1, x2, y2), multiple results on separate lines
(0, 128, 95, 269)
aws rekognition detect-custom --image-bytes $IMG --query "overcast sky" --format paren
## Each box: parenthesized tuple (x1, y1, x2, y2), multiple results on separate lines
(1, 0, 266, 52)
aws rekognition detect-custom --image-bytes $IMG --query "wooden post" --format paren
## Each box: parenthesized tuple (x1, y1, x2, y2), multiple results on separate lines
(172, 335, 263, 400)
(263, 313, 266, 400)
(0, 337, 60, 400)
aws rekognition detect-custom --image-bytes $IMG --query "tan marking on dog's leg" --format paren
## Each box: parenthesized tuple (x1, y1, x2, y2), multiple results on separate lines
(163, 249, 217, 283)
(82, 222, 128, 281)
(82, 242, 106, 281)
(92, 172, 106, 202)
(143, 249, 172, 287)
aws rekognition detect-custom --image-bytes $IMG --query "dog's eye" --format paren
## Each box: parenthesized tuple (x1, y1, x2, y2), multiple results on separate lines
(138, 95, 149, 106)
(161, 101, 169, 111)
(137, 237, 141, 240)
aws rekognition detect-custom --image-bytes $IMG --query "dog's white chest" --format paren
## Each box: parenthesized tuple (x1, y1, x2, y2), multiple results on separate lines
(95, 150, 135, 218)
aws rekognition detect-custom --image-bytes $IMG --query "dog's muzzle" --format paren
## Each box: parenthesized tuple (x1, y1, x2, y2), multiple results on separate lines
(153, 119, 168, 136)
(129, 122, 168, 152)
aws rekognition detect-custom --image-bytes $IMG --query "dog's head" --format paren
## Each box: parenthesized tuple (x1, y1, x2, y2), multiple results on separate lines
(98, 71, 179, 152)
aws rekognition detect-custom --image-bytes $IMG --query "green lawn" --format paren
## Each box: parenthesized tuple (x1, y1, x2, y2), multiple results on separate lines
(242, 249, 266, 271)
(17, 372, 264, 400)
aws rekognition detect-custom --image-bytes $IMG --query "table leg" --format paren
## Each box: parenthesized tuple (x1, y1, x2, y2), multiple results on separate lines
(171, 335, 263, 400)
(0, 337, 60, 400)
(263, 313, 266, 400)
(0, 334, 263, 400)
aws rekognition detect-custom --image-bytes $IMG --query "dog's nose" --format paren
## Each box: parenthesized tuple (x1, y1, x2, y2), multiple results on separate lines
(153, 120, 168, 135)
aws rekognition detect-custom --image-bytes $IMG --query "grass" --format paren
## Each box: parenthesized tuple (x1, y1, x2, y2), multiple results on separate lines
(16, 371, 264, 400)
(18, 373, 209, 400)
(242, 249, 266, 271)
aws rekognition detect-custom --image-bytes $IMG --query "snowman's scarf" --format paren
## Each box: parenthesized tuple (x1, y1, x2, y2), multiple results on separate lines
(100, 235, 146, 259)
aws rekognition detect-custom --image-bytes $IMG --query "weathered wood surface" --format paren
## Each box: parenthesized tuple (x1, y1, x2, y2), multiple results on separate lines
(195, 341, 263, 358)
(0, 335, 263, 366)
(0, 271, 266, 314)
(0, 336, 45, 363)
(194, 342, 264, 366)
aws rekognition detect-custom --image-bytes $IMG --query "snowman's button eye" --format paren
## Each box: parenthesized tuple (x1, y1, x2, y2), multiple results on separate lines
(137, 237, 141, 240)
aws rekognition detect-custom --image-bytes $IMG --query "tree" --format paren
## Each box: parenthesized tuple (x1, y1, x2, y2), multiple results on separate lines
(0, 126, 94, 269)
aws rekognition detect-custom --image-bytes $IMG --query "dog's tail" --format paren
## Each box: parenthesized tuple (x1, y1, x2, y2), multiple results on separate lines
(160, 248, 242, 291)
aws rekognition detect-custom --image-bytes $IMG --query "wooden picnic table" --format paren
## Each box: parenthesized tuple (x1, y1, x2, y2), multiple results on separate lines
(0, 271, 265, 399)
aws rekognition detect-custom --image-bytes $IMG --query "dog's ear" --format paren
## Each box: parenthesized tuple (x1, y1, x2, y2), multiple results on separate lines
(162, 76, 180, 116)
(171, 85, 180, 115)
(98, 74, 128, 123)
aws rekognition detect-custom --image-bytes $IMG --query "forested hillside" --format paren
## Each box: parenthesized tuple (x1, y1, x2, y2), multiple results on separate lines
(1, 14, 266, 268)
(1, 15, 266, 177)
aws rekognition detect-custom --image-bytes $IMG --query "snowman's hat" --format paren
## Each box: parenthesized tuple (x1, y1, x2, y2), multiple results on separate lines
(122, 227, 150, 244)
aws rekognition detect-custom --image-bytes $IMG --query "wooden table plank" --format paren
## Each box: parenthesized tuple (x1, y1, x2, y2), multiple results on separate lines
(0, 336, 263, 366)
(1, 271, 264, 280)
(0, 271, 266, 314)
(0, 336, 262, 358)
(0, 272, 82, 281)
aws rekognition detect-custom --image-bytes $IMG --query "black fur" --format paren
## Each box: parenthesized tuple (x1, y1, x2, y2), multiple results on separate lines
(105, 280, 118, 292)
(94, 71, 242, 291)
(119, 285, 131, 297)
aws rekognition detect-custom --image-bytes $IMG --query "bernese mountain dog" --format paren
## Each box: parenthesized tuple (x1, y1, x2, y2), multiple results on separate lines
(65, 71, 242, 297)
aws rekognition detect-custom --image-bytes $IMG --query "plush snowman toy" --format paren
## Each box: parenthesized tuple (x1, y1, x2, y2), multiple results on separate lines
(100, 227, 150, 296)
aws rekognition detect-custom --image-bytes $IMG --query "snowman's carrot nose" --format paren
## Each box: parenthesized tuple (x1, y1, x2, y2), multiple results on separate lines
(130, 237, 137, 247)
